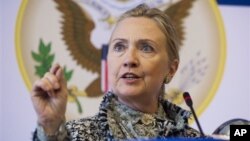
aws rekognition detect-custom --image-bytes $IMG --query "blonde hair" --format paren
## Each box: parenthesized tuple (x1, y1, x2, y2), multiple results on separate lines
(118, 4, 180, 62)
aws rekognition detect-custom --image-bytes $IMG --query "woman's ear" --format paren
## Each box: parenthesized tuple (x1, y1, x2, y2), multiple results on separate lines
(168, 59, 179, 78)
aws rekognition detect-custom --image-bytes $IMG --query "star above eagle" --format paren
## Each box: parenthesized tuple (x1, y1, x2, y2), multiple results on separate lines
(53, 0, 196, 97)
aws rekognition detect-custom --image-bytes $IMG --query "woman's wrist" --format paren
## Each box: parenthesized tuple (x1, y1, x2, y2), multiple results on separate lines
(36, 119, 67, 141)
(37, 116, 65, 134)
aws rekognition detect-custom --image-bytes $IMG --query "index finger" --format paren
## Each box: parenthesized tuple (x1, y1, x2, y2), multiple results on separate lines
(50, 63, 60, 75)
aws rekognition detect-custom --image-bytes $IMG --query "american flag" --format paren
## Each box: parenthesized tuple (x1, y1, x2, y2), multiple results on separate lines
(101, 44, 109, 93)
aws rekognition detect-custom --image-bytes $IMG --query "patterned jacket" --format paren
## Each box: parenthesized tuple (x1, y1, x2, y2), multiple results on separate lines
(33, 92, 200, 141)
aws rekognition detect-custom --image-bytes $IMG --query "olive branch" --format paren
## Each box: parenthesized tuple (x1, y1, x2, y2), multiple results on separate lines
(31, 39, 83, 113)
(31, 39, 54, 77)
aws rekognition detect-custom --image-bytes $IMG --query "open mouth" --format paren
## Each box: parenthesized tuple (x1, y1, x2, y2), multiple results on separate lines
(121, 72, 140, 80)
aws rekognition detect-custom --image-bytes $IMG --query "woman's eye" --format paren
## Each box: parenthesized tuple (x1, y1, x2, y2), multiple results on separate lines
(113, 43, 126, 52)
(140, 44, 154, 53)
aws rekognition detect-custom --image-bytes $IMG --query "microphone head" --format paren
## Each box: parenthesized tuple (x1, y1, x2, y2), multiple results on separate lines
(183, 92, 193, 107)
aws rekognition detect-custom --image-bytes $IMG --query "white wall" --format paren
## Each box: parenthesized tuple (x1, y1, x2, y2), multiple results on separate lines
(1, 1, 37, 141)
(0, 1, 249, 141)
(0, 0, 3, 139)
(198, 5, 250, 133)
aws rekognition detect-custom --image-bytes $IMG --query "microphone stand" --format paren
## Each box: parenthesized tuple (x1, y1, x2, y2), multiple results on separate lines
(183, 92, 205, 137)
(190, 105, 205, 137)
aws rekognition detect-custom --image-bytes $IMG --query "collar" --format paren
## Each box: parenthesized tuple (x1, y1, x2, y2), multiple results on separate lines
(97, 91, 192, 138)
(110, 95, 166, 125)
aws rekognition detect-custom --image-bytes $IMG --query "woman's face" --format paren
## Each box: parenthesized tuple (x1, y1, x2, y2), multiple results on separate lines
(108, 17, 177, 100)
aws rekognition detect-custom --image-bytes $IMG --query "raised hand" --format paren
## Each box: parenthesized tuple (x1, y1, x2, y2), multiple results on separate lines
(31, 64, 68, 134)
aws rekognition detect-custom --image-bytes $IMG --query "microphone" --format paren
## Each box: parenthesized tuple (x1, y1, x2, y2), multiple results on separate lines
(183, 92, 205, 137)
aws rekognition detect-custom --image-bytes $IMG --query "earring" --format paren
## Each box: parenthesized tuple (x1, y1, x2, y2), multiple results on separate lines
(164, 76, 171, 84)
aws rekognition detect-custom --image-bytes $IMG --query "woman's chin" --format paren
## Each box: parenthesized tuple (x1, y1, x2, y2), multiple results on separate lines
(116, 89, 144, 98)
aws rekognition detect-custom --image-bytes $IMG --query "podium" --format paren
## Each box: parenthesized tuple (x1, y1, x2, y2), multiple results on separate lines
(129, 138, 228, 141)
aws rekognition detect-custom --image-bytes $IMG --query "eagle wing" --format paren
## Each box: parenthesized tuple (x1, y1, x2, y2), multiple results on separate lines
(164, 0, 196, 46)
(54, 0, 101, 74)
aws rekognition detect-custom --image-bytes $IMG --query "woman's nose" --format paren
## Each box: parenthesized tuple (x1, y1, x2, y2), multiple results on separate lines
(123, 49, 139, 68)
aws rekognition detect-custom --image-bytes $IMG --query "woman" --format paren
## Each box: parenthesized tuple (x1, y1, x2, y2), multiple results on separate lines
(32, 4, 200, 141)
